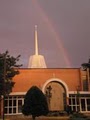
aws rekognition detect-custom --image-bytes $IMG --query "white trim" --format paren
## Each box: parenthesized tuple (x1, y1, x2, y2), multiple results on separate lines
(42, 78, 69, 97)
(69, 91, 90, 94)
(10, 92, 26, 95)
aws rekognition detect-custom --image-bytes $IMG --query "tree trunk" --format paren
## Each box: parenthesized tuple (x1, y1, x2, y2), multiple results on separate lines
(32, 115, 35, 120)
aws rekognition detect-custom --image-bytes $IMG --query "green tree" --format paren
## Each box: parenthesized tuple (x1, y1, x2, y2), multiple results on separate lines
(81, 58, 90, 70)
(22, 86, 49, 120)
(0, 51, 22, 96)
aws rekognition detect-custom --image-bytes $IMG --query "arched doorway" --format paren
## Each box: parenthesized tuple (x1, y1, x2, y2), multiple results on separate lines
(42, 78, 69, 111)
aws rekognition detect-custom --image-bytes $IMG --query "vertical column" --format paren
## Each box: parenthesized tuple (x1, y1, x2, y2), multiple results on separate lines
(35, 25, 39, 55)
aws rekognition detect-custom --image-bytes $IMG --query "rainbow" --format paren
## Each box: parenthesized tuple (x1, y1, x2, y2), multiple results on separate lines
(32, 0, 71, 67)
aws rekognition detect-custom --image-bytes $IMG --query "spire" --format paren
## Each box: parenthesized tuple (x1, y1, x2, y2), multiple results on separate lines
(35, 25, 38, 55)
(28, 25, 47, 68)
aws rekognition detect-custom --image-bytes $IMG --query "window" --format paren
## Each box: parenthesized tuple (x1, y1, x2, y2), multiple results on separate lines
(69, 95, 80, 112)
(81, 99, 85, 111)
(87, 99, 90, 111)
(83, 77, 88, 91)
(4, 95, 24, 115)
(69, 94, 90, 112)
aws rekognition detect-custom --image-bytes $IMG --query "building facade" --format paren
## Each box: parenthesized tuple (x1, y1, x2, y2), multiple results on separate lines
(1, 68, 90, 116)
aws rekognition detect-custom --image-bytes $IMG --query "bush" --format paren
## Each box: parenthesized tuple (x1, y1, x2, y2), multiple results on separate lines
(22, 86, 49, 120)
(70, 112, 87, 120)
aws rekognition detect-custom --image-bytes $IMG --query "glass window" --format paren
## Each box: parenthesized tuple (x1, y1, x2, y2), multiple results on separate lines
(76, 99, 79, 105)
(13, 96, 16, 99)
(81, 99, 85, 111)
(72, 99, 75, 105)
(4, 95, 24, 114)
(13, 108, 16, 113)
(72, 106, 76, 112)
(83, 79, 88, 91)
(77, 106, 80, 112)
(9, 100, 12, 106)
(13, 100, 16, 106)
(87, 99, 90, 111)
(87, 99, 90, 105)
(87, 106, 90, 111)
(18, 100, 22, 113)
(9, 108, 12, 113)
(69, 99, 71, 105)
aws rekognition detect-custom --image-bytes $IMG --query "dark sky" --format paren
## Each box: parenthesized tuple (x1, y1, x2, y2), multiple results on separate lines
(0, 0, 90, 68)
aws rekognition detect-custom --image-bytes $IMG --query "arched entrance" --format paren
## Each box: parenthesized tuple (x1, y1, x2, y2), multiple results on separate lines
(42, 78, 69, 111)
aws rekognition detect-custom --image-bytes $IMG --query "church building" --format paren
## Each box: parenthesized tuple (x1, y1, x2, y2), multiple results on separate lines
(1, 26, 90, 117)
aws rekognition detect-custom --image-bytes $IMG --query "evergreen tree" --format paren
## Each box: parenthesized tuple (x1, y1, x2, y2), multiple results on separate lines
(0, 51, 22, 96)
(22, 86, 49, 120)
(81, 58, 90, 70)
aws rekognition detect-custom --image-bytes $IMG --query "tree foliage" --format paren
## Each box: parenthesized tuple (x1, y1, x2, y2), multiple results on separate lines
(81, 58, 90, 70)
(22, 86, 49, 119)
(0, 51, 22, 96)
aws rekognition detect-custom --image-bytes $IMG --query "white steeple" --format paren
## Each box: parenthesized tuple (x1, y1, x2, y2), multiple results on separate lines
(35, 25, 38, 55)
(28, 25, 47, 68)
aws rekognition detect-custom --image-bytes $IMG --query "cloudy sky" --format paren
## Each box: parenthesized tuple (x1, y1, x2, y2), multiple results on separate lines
(0, 0, 90, 68)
